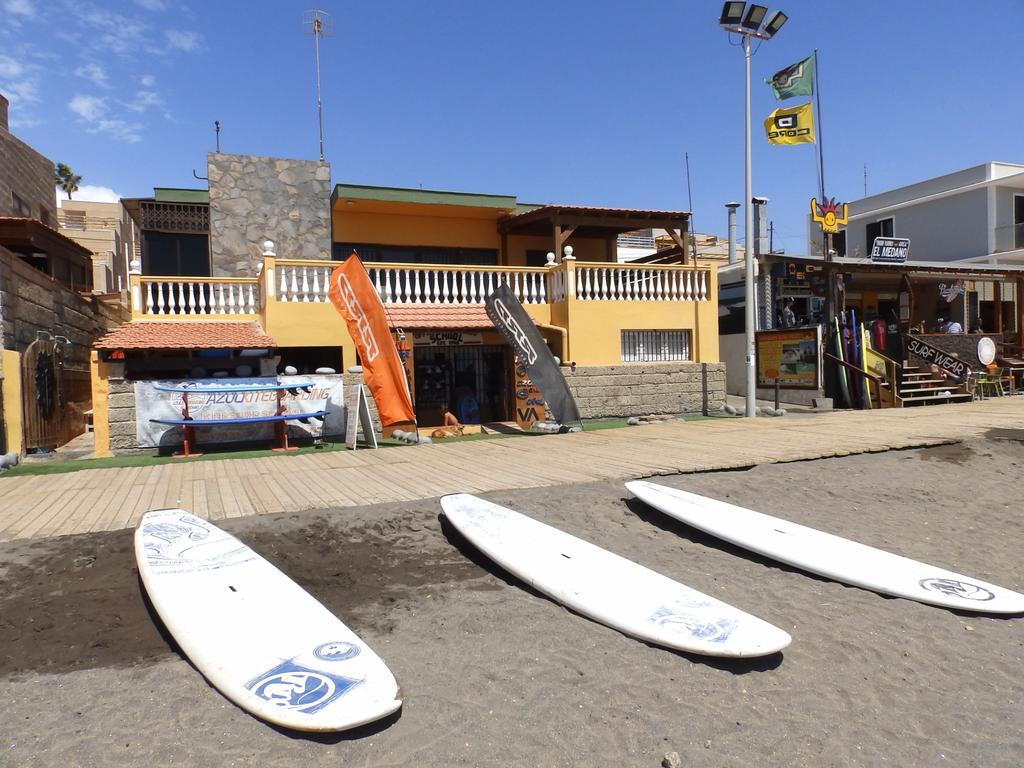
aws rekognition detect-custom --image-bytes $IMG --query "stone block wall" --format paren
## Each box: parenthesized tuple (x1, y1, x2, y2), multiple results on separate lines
(0, 96, 58, 225)
(106, 377, 139, 453)
(0, 249, 127, 371)
(909, 333, 992, 370)
(208, 152, 332, 277)
(563, 361, 726, 419)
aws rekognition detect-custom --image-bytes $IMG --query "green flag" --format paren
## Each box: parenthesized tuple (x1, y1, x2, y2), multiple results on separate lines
(766, 54, 814, 100)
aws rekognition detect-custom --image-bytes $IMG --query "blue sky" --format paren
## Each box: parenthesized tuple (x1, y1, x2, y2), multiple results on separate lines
(2, 0, 1022, 255)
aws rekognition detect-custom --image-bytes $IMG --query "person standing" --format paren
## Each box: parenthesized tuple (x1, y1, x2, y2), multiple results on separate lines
(781, 298, 797, 328)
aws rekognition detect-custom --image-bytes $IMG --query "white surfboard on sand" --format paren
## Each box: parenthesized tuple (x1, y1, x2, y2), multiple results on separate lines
(626, 480, 1024, 615)
(440, 494, 791, 657)
(135, 509, 402, 732)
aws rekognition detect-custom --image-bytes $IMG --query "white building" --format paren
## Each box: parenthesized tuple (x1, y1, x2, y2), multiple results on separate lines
(832, 161, 1024, 265)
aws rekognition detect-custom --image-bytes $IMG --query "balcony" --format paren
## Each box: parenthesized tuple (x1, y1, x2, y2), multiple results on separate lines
(994, 222, 1024, 253)
(130, 258, 712, 318)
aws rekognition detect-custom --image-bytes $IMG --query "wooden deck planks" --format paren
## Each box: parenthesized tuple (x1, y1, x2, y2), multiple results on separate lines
(1, 398, 1021, 540)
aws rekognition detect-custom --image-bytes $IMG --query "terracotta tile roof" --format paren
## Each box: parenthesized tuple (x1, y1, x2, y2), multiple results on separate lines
(94, 321, 275, 350)
(384, 304, 500, 330)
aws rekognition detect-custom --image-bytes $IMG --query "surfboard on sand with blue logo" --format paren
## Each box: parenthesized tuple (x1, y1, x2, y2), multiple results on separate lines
(626, 480, 1024, 615)
(135, 509, 402, 732)
(440, 494, 791, 658)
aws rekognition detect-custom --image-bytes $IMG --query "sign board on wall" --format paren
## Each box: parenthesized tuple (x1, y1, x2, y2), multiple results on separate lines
(756, 327, 820, 389)
(905, 336, 969, 378)
(135, 375, 344, 448)
(870, 237, 910, 264)
(344, 383, 377, 450)
(413, 332, 483, 347)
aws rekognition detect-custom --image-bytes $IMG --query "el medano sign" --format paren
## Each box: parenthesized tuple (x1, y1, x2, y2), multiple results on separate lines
(870, 237, 910, 264)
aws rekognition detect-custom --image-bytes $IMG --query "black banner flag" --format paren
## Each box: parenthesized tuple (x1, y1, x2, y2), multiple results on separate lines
(484, 285, 581, 425)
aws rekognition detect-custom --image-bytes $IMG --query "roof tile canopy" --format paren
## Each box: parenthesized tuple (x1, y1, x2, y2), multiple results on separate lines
(384, 305, 498, 330)
(94, 322, 275, 350)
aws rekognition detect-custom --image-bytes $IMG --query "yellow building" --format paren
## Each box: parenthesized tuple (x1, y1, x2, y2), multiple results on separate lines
(93, 176, 723, 456)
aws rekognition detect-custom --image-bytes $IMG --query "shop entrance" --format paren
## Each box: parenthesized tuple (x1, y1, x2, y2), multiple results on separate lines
(413, 344, 511, 427)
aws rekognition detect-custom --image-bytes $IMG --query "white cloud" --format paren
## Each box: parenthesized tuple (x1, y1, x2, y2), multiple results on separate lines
(68, 93, 106, 121)
(56, 184, 121, 204)
(0, 54, 25, 79)
(164, 29, 201, 52)
(140, 74, 156, 87)
(71, 5, 148, 57)
(0, 54, 40, 104)
(126, 89, 163, 112)
(68, 94, 142, 142)
(3, 0, 34, 18)
(74, 62, 110, 88)
(134, 0, 166, 9)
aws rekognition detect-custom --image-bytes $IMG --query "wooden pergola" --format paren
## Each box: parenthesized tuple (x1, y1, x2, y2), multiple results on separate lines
(0, 216, 94, 292)
(497, 205, 692, 264)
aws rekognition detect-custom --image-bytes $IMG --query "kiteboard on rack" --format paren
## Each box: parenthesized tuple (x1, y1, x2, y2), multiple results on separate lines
(625, 480, 1024, 614)
(135, 508, 403, 732)
(440, 493, 791, 658)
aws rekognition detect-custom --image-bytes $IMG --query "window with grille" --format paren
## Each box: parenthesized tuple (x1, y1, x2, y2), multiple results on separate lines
(621, 330, 691, 362)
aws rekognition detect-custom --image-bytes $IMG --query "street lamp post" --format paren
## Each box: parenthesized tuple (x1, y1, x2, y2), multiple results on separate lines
(719, 3, 787, 417)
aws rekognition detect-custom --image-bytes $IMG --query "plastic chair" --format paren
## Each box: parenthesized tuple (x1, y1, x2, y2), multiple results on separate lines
(977, 366, 1005, 398)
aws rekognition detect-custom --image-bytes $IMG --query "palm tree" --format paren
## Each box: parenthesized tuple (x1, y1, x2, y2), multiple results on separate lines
(54, 163, 82, 200)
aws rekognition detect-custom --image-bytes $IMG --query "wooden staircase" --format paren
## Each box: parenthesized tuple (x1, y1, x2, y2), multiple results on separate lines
(898, 365, 973, 406)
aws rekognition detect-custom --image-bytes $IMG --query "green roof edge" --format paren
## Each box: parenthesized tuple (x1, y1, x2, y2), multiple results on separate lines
(331, 183, 517, 210)
(155, 188, 210, 204)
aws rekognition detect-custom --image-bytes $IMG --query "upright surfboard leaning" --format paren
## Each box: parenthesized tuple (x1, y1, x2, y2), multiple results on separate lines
(626, 481, 1024, 615)
(135, 509, 403, 732)
(441, 494, 791, 658)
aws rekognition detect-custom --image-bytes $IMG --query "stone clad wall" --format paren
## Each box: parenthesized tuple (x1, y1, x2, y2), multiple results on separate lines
(0, 107, 58, 224)
(207, 152, 331, 277)
(106, 377, 137, 453)
(910, 333, 992, 370)
(563, 361, 726, 418)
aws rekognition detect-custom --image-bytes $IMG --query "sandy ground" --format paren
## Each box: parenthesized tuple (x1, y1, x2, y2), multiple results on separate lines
(2, 433, 1023, 767)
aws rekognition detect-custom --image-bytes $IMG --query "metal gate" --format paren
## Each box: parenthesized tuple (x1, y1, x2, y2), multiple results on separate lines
(21, 337, 67, 451)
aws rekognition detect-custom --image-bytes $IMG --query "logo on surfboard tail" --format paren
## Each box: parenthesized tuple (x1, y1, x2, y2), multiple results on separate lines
(648, 605, 738, 643)
(919, 578, 995, 602)
(246, 659, 362, 714)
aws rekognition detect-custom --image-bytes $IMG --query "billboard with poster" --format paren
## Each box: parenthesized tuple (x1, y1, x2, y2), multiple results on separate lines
(756, 327, 820, 390)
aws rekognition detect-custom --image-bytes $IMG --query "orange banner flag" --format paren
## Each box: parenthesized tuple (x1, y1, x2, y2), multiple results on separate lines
(328, 254, 415, 427)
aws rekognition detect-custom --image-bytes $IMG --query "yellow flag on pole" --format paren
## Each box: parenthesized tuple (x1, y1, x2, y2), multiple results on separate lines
(764, 102, 815, 145)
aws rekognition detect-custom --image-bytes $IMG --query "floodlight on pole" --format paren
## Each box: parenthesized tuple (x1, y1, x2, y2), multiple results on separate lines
(741, 4, 768, 30)
(762, 10, 788, 38)
(718, 2, 786, 418)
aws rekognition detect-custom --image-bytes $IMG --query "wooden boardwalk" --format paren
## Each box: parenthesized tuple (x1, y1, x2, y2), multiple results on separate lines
(1, 398, 1021, 542)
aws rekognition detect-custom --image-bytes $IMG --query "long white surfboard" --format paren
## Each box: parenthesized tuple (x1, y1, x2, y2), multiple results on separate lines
(626, 480, 1024, 615)
(135, 509, 402, 732)
(440, 494, 791, 657)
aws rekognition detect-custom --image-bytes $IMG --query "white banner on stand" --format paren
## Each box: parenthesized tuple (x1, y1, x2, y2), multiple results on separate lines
(135, 375, 345, 448)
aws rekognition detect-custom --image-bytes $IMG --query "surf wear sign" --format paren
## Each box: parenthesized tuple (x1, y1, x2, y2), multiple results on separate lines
(905, 335, 969, 378)
(484, 285, 580, 425)
(328, 254, 415, 427)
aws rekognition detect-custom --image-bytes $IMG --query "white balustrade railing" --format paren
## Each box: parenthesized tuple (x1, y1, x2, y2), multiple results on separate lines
(573, 265, 710, 302)
(139, 279, 259, 316)
(276, 262, 333, 302)
(365, 265, 550, 305)
(135, 261, 711, 316)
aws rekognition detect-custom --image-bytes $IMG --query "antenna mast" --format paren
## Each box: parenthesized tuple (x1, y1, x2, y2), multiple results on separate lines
(303, 9, 332, 162)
